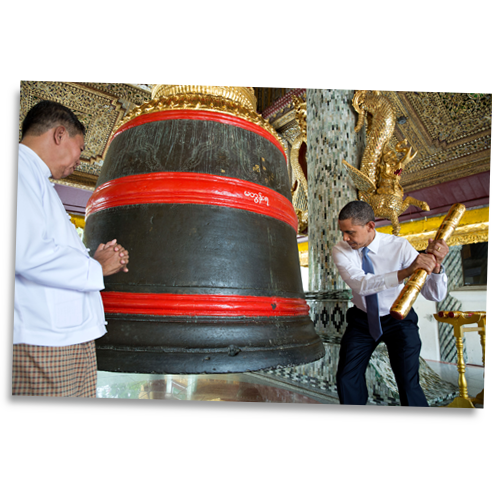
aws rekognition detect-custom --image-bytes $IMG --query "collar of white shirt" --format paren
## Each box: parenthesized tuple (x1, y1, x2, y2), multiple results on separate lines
(363, 229, 381, 256)
(19, 143, 52, 179)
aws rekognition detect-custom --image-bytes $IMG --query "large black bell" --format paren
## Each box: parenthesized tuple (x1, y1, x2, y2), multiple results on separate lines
(83, 86, 325, 374)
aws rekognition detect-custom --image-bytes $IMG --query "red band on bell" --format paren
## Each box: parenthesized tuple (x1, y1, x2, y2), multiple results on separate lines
(113, 109, 286, 160)
(101, 292, 310, 317)
(86, 172, 298, 232)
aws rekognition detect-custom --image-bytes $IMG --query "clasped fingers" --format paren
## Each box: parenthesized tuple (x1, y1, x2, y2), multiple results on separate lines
(426, 238, 449, 267)
(93, 240, 130, 276)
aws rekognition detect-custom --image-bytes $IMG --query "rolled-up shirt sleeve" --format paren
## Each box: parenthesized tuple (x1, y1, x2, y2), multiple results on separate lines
(421, 270, 448, 302)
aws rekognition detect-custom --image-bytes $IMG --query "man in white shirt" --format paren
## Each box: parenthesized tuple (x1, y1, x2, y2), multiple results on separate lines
(13, 100, 130, 397)
(332, 200, 449, 406)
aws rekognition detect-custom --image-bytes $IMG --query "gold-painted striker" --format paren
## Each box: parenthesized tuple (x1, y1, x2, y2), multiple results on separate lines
(390, 203, 467, 320)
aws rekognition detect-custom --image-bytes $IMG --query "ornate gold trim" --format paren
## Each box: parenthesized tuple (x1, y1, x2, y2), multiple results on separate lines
(114, 87, 286, 155)
(377, 206, 488, 249)
(402, 222, 488, 250)
(51, 178, 95, 191)
(394, 93, 492, 192)
(401, 155, 490, 192)
(152, 85, 257, 111)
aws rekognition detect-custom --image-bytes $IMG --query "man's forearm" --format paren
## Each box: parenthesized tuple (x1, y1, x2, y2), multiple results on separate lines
(397, 265, 439, 283)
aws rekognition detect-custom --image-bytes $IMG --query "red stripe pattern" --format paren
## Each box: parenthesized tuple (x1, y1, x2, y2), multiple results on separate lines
(113, 109, 286, 160)
(101, 292, 310, 317)
(86, 172, 298, 232)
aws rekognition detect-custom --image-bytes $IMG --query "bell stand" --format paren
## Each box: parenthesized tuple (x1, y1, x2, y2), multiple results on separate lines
(433, 311, 486, 408)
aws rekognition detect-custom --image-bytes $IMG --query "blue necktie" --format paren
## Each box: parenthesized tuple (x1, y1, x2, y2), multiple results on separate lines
(361, 247, 383, 341)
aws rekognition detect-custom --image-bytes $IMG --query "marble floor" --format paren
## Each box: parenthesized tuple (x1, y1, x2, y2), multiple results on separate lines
(96, 359, 484, 407)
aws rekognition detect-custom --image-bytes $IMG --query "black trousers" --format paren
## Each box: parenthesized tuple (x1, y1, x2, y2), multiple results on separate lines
(336, 306, 429, 407)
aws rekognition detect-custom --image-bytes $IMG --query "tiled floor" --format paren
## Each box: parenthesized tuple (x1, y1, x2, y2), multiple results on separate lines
(96, 360, 484, 407)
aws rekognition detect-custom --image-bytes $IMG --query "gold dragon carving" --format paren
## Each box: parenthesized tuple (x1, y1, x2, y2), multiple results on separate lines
(290, 95, 308, 234)
(342, 90, 429, 235)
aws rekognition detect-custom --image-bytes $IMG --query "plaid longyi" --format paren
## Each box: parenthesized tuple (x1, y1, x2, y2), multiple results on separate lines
(12, 340, 97, 397)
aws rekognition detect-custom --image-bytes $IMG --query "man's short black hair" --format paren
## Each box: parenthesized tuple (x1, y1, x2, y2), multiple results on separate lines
(21, 100, 86, 139)
(338, 200, 375, 226)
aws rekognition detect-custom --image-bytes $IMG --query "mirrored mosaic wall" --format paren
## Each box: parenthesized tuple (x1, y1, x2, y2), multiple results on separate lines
(306, 89, 361, 292)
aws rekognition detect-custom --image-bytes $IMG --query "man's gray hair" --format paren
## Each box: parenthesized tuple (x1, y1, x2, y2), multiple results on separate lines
(338, 200, 375, 226)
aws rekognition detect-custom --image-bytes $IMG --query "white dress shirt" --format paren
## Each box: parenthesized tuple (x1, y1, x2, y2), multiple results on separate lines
(332, 230, 448, 316)
(14, 144, 107, 346)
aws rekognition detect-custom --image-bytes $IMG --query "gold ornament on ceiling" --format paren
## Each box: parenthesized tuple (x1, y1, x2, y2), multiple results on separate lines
(382, 91, 492, 191)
